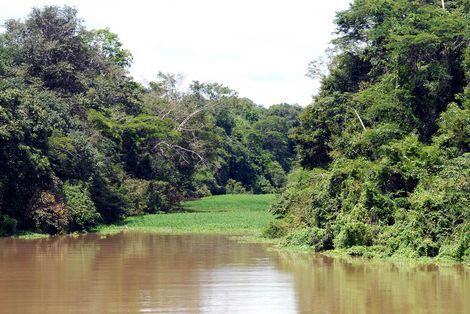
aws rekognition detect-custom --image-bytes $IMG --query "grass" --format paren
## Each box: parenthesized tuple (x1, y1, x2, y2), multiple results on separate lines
(14, 231, 50, 240)
(97, 194, 276, 236)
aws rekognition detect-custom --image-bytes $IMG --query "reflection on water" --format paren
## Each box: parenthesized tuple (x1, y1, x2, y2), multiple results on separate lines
(273, 252, 469, 314)
(0, 232, 467, 313)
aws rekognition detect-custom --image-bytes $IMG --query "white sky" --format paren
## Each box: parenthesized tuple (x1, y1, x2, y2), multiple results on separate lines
(0, 0, 351, 106)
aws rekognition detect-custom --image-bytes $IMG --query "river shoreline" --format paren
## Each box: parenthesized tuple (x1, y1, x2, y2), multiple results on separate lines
(8, 194, 469, 267)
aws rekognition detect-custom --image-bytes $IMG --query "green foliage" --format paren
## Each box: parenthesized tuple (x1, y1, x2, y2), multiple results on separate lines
(281, 228, 313, 247)
(31, 191, 69, 234)
(262, 220, 288, 239)
(439, 225, 469, 262)
(146, 180, 182, 213)
(334, 222, 372, 249)
(63, 181, 101, 231)
(85, 28, 133, 67)
(434, 103, 470, 155)
(0, 215, 17, 236)
(310, 227, 334, 252)
(225, 179, 247, 194)
(273, 0, 469, 262)
(0, 6, 300, 236)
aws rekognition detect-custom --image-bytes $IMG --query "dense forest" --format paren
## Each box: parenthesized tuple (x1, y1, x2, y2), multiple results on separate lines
(0, 6, 300, 235)
(267, 0, 469, 262)
(0, 1, 468, 263)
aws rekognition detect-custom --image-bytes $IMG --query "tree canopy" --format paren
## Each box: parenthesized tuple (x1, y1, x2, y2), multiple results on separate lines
(0, 6, 300, 235)
(269, 0, 469, 262)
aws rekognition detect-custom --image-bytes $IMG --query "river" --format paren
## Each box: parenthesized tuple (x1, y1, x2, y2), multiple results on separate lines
(0, 232, 467, 313)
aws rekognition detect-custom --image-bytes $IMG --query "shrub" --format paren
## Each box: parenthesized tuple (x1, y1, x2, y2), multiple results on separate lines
(262, 220, 287, 239)
(31, 191, 69, 234)
(346, 123, 405, 159)
(90, 172, 128, 223)
(270, 168, 328, 219)
(0, 214, 17, 236)
(254, 177, 275, 194)
(345, 246, 369, 257)
(433, 103, 470, 154)
(191, 168, 220, 196)
(454, 232, 470, 262)
(63, 181, 101, 231)
(438, 224, 470, 262)
(281, 228, 312, 247)
(311, 227, 334, 252)
(225, 179, 247, 194)
(417, 239, 440, 257)
(265, 161, 287, 189)
(194, 185, 212, 198)
(334, 221, 372, 249)
(147, 180, 182, 213)
(119, 178, 151, 215)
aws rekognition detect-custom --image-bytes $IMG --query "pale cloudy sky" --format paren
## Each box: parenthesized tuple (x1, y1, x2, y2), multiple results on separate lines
(0, 0, 351, 106)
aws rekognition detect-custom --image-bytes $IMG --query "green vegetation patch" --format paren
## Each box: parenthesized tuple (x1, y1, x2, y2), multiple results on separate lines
(266, 0, 470, 265)
(98, 194, 276, 235)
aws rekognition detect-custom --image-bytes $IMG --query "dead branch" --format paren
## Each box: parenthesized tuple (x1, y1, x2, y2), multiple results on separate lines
(353, 108, 366, 131)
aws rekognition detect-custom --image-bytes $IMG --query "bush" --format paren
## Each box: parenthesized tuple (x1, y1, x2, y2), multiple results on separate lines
(119, 178, 151, 215)
(194, 185, 212, 198)
(311, 227, 334, 252)
(417, 239, 440, 257)
(90, 171, 129, 223)
(254, 177, 275, 194)
(281, 228, 312, 247)
(191, 168, 220, 196)
(270, 168, 328, 219)
(262, 220, 287, 238)
(32, 191, 69, 234)
(63, 181, 101, 231)
(0, 214, 17, 236)
(225, 179, 247, 194)
(454, 232, 470, 262)
(147, 180, 182, 213)
(334, 221, 372, 249)
(265, 161, 287, 189)
(438, 224, 469, 262)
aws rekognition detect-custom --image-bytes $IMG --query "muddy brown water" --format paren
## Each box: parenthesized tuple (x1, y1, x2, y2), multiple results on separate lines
(0, 232, 468, 313)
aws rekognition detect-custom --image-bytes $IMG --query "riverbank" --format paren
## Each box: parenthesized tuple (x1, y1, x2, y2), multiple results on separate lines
(96, 194, 467, 266)
(13, 194, 468, 266)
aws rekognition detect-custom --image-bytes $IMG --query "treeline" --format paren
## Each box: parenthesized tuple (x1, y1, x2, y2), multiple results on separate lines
(0, 6, 300, 235)
(267, 0, 469, 262)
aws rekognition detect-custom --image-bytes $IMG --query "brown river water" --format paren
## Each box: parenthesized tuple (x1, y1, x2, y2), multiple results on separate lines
(0, 232, 468, 313)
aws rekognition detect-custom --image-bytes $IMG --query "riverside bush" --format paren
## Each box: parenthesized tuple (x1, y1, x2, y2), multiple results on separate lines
(0, 214, 17, 236)
(64, 181, 101, 231)
(32, 191, 69, 234)
(334, 222, 372, 249)
(268, 0, 469, 262)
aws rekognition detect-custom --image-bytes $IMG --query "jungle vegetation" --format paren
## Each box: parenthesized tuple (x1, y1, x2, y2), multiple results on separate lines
(1, 1, 469, 264)
(267, 0, 469, 262)
(0, 6, 300, 235)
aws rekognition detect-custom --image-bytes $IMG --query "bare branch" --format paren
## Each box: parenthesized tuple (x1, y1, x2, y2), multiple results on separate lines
(353, 108, 366, 131)
(177, 105, 209, 131)
(153, 141, 206, 164)
(172, 144, 205, 161)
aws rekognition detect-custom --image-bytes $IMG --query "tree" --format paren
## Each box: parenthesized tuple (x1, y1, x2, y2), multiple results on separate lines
(271, 0, 469, 261)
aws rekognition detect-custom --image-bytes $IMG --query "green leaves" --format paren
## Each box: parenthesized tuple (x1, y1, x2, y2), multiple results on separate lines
(85, 28, 133, 68)
(63, 181, 101, 231)
(274, 0, 469, 261)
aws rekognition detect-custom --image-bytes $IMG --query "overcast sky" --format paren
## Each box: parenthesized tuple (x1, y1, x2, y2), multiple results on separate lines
(0, 0, 351, 106)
